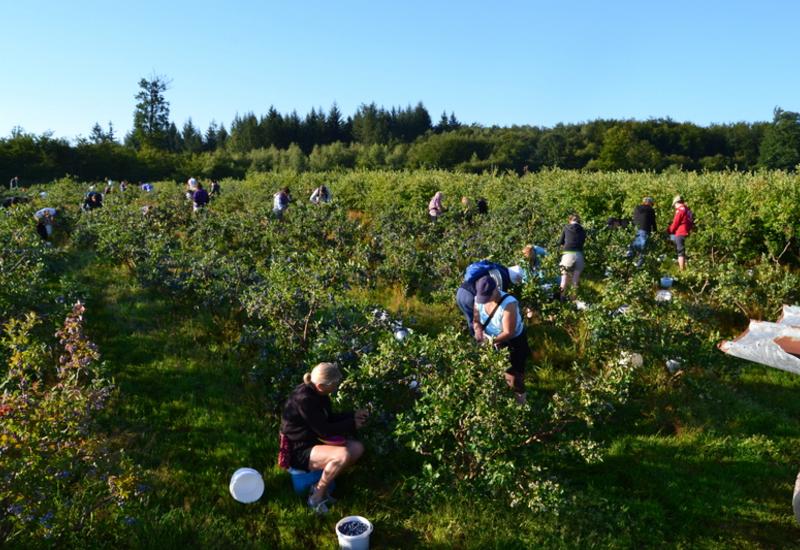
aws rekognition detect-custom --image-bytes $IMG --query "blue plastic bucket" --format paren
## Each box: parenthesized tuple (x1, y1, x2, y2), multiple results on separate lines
(288, 468, 335, 495)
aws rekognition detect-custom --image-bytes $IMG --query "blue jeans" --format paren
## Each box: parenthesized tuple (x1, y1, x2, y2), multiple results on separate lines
(456, 287, 475, 336)
(628, 229, 649, 266)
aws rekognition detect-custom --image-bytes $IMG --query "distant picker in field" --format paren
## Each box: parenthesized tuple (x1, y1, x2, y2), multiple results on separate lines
(273, 187, 291, 218)
(280, 363, 368, 514)
(557, 213, 586, 299)
(627, 197, 657, 267)
(34, 207, 57, 240)
(310, 184, 331, 204)
(185, 177, 198, 200)
(428, 191, 443, 221)
(82, 191, 104, 211)
(210, 179, 221, 197)
(668, 195, 693, 271)
(192, 182, 210, 212)
(9, 176, 20, 189)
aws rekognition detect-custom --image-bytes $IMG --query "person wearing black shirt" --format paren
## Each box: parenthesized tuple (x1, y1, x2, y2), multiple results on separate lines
(628, 197, 657, 266)
(281, 363, 368, 513)
(558, 213, 586, 298)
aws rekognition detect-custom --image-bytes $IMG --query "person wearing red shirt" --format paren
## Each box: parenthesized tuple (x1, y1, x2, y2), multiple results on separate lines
(668, 195, 693, 271)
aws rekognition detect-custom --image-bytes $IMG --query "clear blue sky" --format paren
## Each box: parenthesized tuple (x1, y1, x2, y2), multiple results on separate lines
(2, 0, 798, 140)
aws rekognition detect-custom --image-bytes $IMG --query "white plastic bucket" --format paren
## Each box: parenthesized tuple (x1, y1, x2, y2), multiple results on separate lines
(336, 516, 373, 550)
(229, 467, 264, 503)
(655, 290, 672, 302)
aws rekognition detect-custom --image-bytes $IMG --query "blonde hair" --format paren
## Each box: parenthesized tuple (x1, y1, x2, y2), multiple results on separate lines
(303, 362, 342, 387)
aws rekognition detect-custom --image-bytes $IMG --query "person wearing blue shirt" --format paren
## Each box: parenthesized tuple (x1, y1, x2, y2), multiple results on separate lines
(472, 275, 530, 404)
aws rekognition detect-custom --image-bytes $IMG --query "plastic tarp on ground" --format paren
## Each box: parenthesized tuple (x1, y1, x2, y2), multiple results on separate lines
(719, 306, 800, 376)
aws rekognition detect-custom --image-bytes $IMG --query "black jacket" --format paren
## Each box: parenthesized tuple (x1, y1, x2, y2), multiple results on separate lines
(280, 384, 355, 447)
(632, 204, 657, 233)
(559, 223, 586, 252)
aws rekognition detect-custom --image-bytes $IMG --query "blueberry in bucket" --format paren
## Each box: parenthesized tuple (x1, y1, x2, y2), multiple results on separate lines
(338, 520, 368, 536)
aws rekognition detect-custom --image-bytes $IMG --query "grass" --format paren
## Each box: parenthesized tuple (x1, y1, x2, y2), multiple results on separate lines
(59, 253, 800, 548)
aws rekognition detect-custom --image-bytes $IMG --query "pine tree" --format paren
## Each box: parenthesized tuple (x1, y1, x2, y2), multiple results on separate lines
(129, 75, 171, 149)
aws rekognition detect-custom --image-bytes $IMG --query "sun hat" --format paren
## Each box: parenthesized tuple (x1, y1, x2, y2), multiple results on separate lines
(508, 265, 524, 284)
(672, 195, 684, 206)
(475, 275, 497, 304)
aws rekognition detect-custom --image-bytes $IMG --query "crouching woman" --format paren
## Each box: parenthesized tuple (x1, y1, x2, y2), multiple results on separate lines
(280, 362, 368, 513)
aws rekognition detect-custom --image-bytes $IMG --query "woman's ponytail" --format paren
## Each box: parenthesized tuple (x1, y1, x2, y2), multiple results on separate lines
(303, 372, 313, 384)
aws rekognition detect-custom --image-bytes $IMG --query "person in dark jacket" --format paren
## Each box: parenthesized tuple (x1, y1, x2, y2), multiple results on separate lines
(558, 213, 586, 297)
(210, 180, 221, 197)
(281, 363, 368, 514)
(192, 183, 210, 212)
(82, 191, 103, 211)
(456, 263, 524, 336)
(628, 197, 657, 266)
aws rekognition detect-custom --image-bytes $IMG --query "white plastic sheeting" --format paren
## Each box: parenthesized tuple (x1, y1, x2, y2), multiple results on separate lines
(777, 305, 800, 328)
(719, 306, 800, 375)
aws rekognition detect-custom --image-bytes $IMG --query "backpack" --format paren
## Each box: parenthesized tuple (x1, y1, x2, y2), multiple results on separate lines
(464, 259, 503, 283)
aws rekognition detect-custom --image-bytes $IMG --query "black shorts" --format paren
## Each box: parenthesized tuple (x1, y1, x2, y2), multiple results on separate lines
(499, 330, 530, 375)
(290, 442, 315, 471)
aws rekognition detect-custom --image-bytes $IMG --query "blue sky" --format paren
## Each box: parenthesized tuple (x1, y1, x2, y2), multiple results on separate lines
(2, 0, 798, 140)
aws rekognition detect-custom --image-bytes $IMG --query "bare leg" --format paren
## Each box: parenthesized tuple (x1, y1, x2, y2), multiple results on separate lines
(678, 256, 686, 271)
(504, 372, 527, 404)
(308, 440, 364, 502)
(560, 272, 569, 295)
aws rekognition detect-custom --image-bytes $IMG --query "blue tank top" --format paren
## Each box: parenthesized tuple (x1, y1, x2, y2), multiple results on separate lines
(477, 292, 523, 338)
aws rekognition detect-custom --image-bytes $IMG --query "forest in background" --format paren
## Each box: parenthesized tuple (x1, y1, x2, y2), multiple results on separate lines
(2, 76, 800, 183)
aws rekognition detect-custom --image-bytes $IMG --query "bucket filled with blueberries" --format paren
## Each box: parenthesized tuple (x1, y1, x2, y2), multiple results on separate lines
(335, 515, 373, 550)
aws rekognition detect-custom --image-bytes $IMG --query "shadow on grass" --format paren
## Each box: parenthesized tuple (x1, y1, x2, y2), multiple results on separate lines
(567, 434, 800, 547)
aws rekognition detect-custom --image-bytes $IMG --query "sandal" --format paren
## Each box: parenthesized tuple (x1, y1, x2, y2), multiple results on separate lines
(309, 484, 337, 504)
(307, 494, 330, 514)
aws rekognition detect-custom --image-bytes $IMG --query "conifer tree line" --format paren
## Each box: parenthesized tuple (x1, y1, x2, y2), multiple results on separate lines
(2, 75, 800, 184)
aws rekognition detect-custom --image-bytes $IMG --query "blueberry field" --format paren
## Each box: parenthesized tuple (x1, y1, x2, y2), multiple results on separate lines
(2, 169, 800, 548)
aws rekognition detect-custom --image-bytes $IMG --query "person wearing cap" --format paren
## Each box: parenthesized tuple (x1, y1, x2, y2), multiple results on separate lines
(668, 195, 693, 271)
(628, 197, 657, 266)
(184, 178, 195, 200)
(558, 213, 586, 298)
(472, 276, 530, 404)
(456, 263, 524, 336)
(280, 362, 368, 514)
